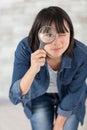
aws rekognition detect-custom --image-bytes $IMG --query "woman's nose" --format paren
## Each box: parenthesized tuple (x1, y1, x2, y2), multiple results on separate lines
(52, 35, 62, 47)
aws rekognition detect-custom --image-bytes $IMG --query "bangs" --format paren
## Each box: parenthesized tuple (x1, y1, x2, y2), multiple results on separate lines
(40, 14, 69, 34)
(40, 15, 53, 27)
(55, 19, 69, 33)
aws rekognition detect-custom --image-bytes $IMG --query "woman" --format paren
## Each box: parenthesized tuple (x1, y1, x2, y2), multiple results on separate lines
(9, 6, 87, 130)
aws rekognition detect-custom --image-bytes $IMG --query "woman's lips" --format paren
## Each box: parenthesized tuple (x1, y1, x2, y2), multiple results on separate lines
(52, 48, 62, 51)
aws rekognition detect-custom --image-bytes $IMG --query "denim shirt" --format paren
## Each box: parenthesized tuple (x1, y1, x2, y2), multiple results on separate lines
(9, 37, 87, 125)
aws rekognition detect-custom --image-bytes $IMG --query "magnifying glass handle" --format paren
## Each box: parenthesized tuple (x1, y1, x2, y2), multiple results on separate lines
(39, 42, 47, 63)
(39, 42, 45, 49)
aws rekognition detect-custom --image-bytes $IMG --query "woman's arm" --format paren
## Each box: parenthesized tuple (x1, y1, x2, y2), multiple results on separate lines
(57, 58, 87, 122)
(9, 40, 46, 104)
(20, 49, 46, 95)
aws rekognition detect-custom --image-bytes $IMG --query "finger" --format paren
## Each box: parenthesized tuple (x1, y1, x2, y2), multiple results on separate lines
(32, 52, 46, 59)
(38, 58, 46, 66)
(33, 49, 46, 56)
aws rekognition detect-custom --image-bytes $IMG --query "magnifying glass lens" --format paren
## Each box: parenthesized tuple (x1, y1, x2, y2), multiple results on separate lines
(38, 26, 56, 44)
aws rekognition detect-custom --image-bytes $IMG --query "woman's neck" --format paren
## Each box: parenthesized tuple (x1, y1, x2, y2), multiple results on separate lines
(47, 57, 62, 71)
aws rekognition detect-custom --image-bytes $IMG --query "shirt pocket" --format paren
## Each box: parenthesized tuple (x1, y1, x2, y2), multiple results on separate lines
(61, 77, 72, 85)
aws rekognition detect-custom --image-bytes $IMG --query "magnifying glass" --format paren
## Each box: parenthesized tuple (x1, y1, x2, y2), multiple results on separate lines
(38, 26, 57, 49)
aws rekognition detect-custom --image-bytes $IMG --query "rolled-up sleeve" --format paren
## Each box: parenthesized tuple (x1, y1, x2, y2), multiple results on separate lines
(57, 107, 72, 118)
(9, 80, 22, 104)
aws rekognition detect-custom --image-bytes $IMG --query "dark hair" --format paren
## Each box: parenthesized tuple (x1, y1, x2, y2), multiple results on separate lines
(28, 6, 75, 56)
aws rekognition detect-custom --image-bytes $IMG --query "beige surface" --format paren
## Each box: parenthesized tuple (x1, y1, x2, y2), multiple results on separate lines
(0, 99, 87, 130)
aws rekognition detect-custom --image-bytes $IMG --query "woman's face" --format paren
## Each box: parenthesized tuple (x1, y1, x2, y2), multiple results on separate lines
(44, 22, 70, 59)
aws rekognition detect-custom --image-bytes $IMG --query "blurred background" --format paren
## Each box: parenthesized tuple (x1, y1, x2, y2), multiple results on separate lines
(0, 0, 87, 130)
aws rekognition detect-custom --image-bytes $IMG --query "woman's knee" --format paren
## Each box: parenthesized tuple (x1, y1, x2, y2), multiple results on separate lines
(63, 115, 79, 130)
(30, 105, 54, 130)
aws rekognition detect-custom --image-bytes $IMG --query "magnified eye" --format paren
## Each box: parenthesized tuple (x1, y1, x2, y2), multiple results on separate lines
(38, 26, 56, 44)
(45, 33, 55, 37)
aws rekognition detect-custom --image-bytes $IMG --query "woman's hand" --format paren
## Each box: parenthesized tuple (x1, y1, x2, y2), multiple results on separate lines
(30, 49, 46, 74)
(53, 115, 67, 130)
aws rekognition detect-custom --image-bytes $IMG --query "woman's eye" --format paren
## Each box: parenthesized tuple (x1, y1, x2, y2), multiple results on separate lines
(58, 33, 69, 36)
(58, 33, 66, 36)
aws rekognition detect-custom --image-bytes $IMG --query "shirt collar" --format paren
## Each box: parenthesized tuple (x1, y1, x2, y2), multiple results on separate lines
(44, 54, 72, 72)
(61, 55, 72, 70)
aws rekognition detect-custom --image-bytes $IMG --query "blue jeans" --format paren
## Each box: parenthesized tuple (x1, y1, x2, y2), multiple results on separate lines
(29, 93, 79, 130)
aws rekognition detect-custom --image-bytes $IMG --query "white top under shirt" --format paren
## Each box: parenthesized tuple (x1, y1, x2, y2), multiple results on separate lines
(46, 64, 58, 93)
